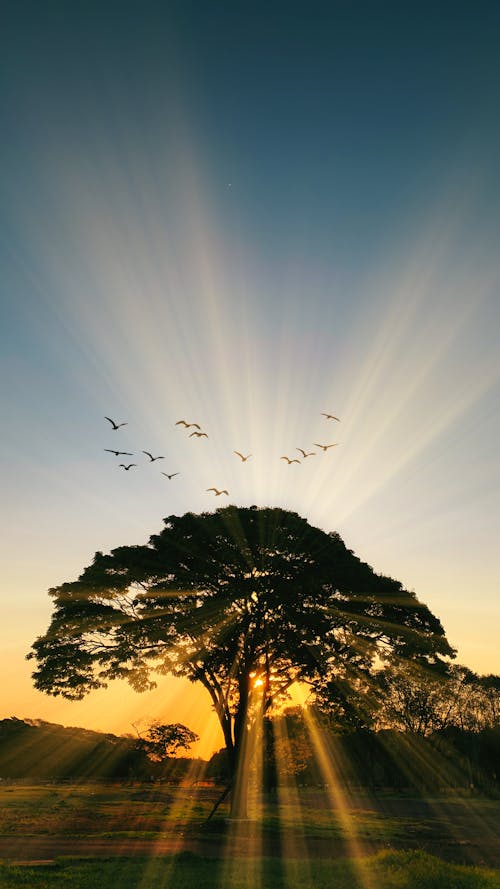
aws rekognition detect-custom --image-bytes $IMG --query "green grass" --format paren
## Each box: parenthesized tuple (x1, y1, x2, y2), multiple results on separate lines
(0, 851, 499, 889)
(1, 783, 499, 887)
(2, 784, 496, 845)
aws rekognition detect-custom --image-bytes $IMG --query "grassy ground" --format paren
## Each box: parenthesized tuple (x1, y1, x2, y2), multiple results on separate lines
(1, 850, 500, 889)
(0, 783, 498, 840)
(0, 783, 499, 886)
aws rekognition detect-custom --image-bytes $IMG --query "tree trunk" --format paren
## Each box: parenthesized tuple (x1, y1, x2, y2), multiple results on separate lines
(210, 674, 262, 819)
(230, 764, 249, 819)
(263, 716, 277, 794)
(228, 681, 251, 819)
(228, 727, 251, 818)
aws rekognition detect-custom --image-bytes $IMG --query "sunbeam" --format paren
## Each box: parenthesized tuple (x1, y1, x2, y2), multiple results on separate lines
(2, 6, 500, 887)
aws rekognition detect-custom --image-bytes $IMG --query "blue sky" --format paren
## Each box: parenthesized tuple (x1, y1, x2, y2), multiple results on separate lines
(1, 1, 499, 742)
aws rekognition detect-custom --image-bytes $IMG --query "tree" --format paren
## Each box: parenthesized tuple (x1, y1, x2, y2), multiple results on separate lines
(475, 675, 500, 728)
(263, 707, 311, 789)
(134, 721, 199, 762)
(375, 663, 500, 736)
(311, 668, 379, 732)
(28, 506, 454, 816)
(375, 661, 455, 736)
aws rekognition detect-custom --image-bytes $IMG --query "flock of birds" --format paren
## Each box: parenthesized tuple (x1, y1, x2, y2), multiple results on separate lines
(103, 412, 341, 496)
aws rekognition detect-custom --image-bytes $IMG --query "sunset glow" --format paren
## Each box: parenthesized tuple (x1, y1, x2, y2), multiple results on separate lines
(1, 0, 499, 805)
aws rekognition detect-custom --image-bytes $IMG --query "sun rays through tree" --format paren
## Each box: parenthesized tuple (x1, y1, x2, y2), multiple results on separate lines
(29, 505, 454, 818)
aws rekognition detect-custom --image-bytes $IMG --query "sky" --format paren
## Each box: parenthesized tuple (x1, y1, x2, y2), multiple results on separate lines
(1, 1, 499, 757)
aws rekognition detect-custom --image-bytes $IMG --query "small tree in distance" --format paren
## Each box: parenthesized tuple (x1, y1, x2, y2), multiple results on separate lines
(29, 506, 455, 817)
(135, 721, 199, 762)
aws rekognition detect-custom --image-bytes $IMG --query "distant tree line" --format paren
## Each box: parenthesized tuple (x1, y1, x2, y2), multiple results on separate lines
(206, 715, 500, 794)
(0, 718, 200, 782)
(314, 662, 500, 736)
(205, 665, 500, 793)
(1, 699, 499, 792)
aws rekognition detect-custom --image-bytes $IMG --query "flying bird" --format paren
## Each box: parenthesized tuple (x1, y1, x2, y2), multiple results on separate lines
(207, 487, 229, 496)
(297, 448, 315, 458)
(105, 416, 128, 430)
(104, 449, 134, 456)
(314, 443, 339, 452)
(190, 431, 208, 438)
(321, 413, 340, 421)
(161, 472, 180, 480)
(175, 420, 201, 429)
(142, 451, 165, 462)
(234, 451, 252, 462)
(119, 463, 137, 470)
(281, 456, 301, 464)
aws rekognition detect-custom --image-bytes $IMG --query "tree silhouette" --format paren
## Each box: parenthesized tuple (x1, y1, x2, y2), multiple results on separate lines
(29, 506, 454, 816)
(135, 721, 199, 762)
(376, 662, 500, 735)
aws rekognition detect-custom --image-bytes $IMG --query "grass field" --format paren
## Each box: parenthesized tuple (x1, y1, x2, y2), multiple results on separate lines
(1, 851, 500, 889)
(0, 783, 499, 886)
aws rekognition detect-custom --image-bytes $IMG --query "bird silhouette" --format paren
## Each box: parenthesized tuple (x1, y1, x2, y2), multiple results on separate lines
(105, 416, 128, 430)
(119, 463, 137, 470)
(321, 413, 340, 421)
(314, 443, 339, 452)
(161, 472, 180, 480)
(190, 431, 208, 438)
(104, 449, 134, 456)
(207, 487, 229, 496)
(234, 451, 252, 462)
(142, 451, 165, 462)
(297, 448, 316, 458)
(281, 456, 301, 464)
(175, 420, 201, 429)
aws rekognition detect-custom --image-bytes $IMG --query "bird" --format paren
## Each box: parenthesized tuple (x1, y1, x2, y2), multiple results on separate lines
(207, 487, 229, 496)
(161, 472, 180, 480)
(234, 451, 252, 462)
(321, 413, 340, 422)
(105, 416, 128, 430)
(314, 443, 339, 452)
(175, 420, 201, 429)
(297, 448, 316, 458)
(104, 449, 134, 457)
(119, 463, 137, 470)
(190, 431, 208, 438)
(281, 456, 301, 464)
(142, 451, 165, 462)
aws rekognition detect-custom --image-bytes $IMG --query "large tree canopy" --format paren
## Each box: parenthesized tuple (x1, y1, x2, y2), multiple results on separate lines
(29, 506, 454, 811)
